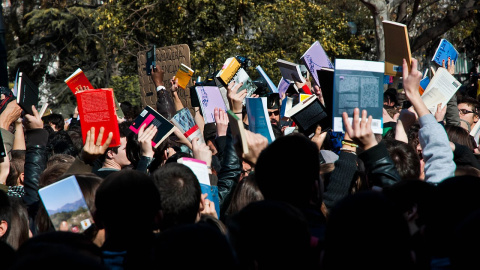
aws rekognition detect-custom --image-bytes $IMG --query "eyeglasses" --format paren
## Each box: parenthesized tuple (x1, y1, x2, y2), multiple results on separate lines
(459, 109, 475, 115)
(268, 110, 279, 116)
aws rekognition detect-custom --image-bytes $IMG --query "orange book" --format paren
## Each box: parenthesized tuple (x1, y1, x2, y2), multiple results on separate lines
(174, 64, 194, 89)
(75, 88, 120, 147)
(65, 68, 94, 94)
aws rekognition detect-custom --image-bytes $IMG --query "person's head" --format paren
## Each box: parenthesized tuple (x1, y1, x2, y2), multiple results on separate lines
(102, 136, 130, 169)
(43, 113, 65, 132)
(151, 163, 202, 231)
(203, 123, 218, 155)
(384, 88, 398, 107)
(6, 150, 25, 186)
(445, 124, 477, 151)
(227, 200, 311, 270)
(5, 197, 29, 250)
(94, 170, 161, 243)
(383, 139, 421, 180)
(255, 134, 321, 208)
(267, 93, 280, 125)
(0, 190, 12, 242)
(46, 153, 76, 168)
(67, 129, 84, 156)
(226, 175, 264, 216)
(458, 96, 480, 129)
(46, 130, 78, 159)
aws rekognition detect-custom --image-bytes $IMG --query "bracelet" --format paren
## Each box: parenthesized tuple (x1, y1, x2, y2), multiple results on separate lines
(342, 141, 358, 148)
(234, 111, 242, 114)
(340, 148, 357, 155)
(343, 139, 357, 144)
(156, 85, 166, 92)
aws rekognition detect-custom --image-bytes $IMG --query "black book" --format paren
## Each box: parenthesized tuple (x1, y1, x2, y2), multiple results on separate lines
(16, 72, 39, 115)
(287, 95, 330, 138)
(129, 106, 175, 147)
(317, 68, 334, 124)
(146, 45, 156, 75)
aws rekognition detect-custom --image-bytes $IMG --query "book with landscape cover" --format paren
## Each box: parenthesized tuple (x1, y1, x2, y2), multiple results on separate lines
(300, 41, 334, 86)
(256, 65, 278, 93)
(276, 59, 306, 83)
(333, 59, 384, 134)
(432, 39, 458, 68)
(171, 107, 205, 144)
(245, 97, 275, 143)
(421, 67, 461, 115)
(382, 20, 412, 77)
(65, 68, 94, 94)
(196, 86, 228, 124)
(76, 88, 121, 147)
(216, 57, 241, 86)
(287, 94, 330, 138)
(174, 63, 195, 90)
(130, 105, 175, 148)
(16, 72, 39, 116)
(227, 110, 249, 155)
(177, 157, 220, 218)
(146, 45, 156, 75)
(38, 175, 94, 233)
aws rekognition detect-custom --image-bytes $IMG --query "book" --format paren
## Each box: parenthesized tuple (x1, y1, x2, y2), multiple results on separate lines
(174, 63, 194, 90)
(38, 175, 94, 233)
(470, 120, 480, 146)
(280, 96, 294, 118)
(177, 157, 220, 218)
(317, 67, 335, 126)
(245, 97, 275, 143)
(277, 77, 291, 99)
(76, 88, 121, 147)
(146, 45, 156, 75)
(171, 108, 205, 144)
(287, 94, 330, 138)
(196, 86, 228, 124)
(216, 57, 241, 86)
(231, 68, 258, 105)
(255, 65, 278, 93)
(12, 69, 19, 97)
(431, 39, 458, 68)
(333, 59, 384, 134)
(65, 68, 94, 94)
(300, 41, 334, 86)
(419, 77, 430, 95)
(38, 102, 49, 118)
(421, 67, 461, 115)
(227, 110, 249, 154)
(300, 94, 312, 102)
(382, 20, 412, 77)
(129, 105, 175, 147)
(213, 78, 231, 111)
(276, 59, 306, 83)
(16, 72, 39, 115)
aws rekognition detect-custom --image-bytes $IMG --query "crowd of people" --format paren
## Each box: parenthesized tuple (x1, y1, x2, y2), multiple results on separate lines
(0, 54, 479, 270)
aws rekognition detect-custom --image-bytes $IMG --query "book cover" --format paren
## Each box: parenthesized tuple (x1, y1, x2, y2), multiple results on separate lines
(146, 45, 156, 75)
(171, 107, 205, 144)
(431, 39, 458, 68)
(300, 41, 334, 86)
(216, 57, 241, 86)
(300, 94, 312, 102)
(276, 59, 306, 83)
(227, 110, 249, 154)
(231, 68, 258, 105)
(177, 157, 220, 218)
(333, 59, 384, 134)
(245, 97, 275, 143)
(129, 105, 175, 148)
(277, 77, 291, 99)
(382, 20, 412, 77)
(65, 68, 94, 94)
(213, 77, 231, 111)
(76, 88, 121, 147)
(16, 72, 39, 116)
(419, 76, 430, 95)
(287, 94, 330, 138)
(471, 120, 480, 146)
(196, 86, 228, 124)
(174, 63, 194, 90)
(38, 175, 94, 233)
(256, 65, 278, 93)
(421, 67, 461, 115)
(280, 96, 294, 118)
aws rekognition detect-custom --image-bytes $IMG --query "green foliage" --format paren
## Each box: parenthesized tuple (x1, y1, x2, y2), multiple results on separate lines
(108, 75, 142, 106)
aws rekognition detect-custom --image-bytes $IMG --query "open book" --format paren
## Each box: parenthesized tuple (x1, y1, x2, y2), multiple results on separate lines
(421, 67, 461, 115)
(16, 71, 39, 115)
(130, 105, 175, 147)
(287, 95, 330, 138)
(245, 97, 275, 143)
(38, 175, 94, 233)
(276, 59, 306, 83)
(382, 20, 412, 77)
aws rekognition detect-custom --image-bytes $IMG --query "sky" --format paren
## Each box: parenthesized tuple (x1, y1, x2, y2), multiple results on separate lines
(38, 175, 85, 211)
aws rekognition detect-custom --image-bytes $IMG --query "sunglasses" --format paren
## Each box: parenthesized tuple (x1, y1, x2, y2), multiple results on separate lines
(459, 109, 475, 115)
(268, 110, 280, 116)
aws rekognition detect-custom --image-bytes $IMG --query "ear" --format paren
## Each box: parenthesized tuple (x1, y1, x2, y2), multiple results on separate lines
(199, 194, 206, 213)
(0, 220, 8, 238)
(106, 149, 115, 159)
(18, 172, 25, 185)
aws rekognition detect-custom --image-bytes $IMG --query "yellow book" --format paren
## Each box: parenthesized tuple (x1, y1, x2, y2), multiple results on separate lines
(174, 64, 194, 89)
(216, 57, 241, 85)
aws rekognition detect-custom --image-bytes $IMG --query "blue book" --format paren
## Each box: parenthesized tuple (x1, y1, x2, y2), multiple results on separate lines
(256, 65, 278, 93)
(333, 59, 384, 134)
(432, 39, 458, 68)
(245, 97, 275, 143)
(277, 77, 291, 99)
(300, 41, 334, 86)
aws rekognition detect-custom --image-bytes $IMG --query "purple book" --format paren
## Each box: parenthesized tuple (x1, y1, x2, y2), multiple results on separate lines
(300, 41, 334, 87)
(196, 86, 227, 124)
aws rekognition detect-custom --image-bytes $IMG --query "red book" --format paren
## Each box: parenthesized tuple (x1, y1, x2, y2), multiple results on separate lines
(65, 68, 94, 94)
(75, 88, 120, 147)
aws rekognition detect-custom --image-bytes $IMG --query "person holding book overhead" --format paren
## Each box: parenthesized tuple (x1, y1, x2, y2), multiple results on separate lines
(151, 64, 176, 120)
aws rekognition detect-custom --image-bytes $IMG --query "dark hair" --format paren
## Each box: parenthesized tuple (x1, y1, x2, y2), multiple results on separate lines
(226, 175, 264, 216)
(46, 153, 76, 168)
(43, 113, 65, 131)
(0, 190, 12, 242)
(458, 96, 480, 115)
(5, 197, 29, 250)
(383, 139, 421, 180)
(67, 130, 83, 156)
(445, 124, 477, 151)
(46, 130, 78, 159)
(255, 134, 320, 208)
(384, 88, 398, 107)
(6, 150, 25, 186)
(151, 163, 201, 230)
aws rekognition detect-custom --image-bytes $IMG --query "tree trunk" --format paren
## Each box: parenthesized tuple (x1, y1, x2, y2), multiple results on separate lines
(359, 0, 389, 61)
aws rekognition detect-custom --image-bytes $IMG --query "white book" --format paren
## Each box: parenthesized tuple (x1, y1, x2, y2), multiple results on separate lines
(421, 67, 461, 115)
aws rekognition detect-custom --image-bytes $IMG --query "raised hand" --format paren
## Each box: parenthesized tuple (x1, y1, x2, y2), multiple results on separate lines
(311, 125, 327, 152)
(151, 64, 165, 87)
(442, 57, 455, 75)
(342, 108, 377, 151)
(138, 124, 158, 157)
(227, 81, 247, 113)
(23, 105, 43, 130)
(241, 130, 268, 166)
(402, 58, 430, 117)
(192, 137, 212, 169)
(214, 108, 229, 137)
(81, 126, 113, 164)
